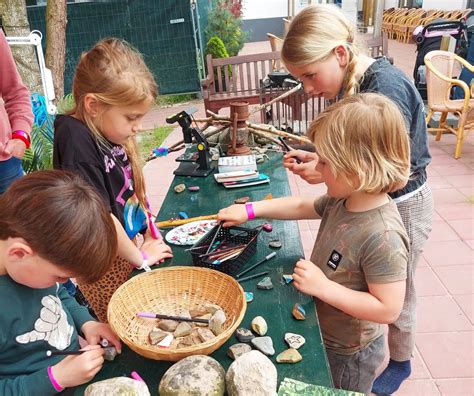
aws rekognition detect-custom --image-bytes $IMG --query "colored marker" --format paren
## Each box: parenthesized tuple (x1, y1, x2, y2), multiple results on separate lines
(237, 271, 269, 283)
(131, 371, 145, 383)
(137, 312, 209, 324)
(236, 252, 276, 278)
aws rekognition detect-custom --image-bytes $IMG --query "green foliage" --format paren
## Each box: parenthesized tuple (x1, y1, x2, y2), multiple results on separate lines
(205, 1, 247, 57)
(206, 36, 229, 59)
(56, 93, 75, 114)
(22, 117, 54, 173)
(137, 125, 174, 162)
(156, 94, 198, 106)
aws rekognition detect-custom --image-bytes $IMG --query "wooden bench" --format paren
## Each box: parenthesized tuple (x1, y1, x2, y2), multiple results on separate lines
(200, 51, 282, 114)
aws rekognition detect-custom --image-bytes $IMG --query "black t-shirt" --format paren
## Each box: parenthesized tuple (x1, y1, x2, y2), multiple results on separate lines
(359, 58, 431, 199)
(53, 115, 147, 239)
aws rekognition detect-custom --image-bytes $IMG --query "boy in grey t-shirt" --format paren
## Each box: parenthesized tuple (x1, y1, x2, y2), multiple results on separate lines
(217, 93, 409, 394)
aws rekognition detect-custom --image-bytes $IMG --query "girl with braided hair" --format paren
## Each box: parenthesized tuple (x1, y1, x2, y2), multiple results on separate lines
(281, 5, 433, 395)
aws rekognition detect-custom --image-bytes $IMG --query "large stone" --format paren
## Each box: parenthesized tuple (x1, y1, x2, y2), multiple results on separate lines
(159, 355, 225, 396)
(85, 377, 150, 396)
(226, 350, 277, 396)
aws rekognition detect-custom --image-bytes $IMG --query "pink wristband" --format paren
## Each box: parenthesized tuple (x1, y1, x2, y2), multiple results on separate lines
(47, 366, 64, 392)
(245, 202, 255, 220)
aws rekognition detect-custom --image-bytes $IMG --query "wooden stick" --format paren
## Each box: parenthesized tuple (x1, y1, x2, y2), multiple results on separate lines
(247, 122, 312, 144)
(137, 312, 209, 324)
(249, 83, 302, 115)
(247, 127, 284, 146)
(156, 215, 217, 228)
(167, 124, 229, 151)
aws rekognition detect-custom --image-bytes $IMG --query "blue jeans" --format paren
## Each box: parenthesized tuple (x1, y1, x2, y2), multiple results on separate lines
(454, 39, 474, 99)
(0, 157, 23, 194)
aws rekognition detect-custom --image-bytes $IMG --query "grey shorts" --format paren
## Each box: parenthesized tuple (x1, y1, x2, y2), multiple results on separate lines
(326, 335, 385, 395)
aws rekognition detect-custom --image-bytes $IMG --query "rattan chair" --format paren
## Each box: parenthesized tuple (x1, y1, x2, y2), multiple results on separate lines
(425, 50, 474, 159)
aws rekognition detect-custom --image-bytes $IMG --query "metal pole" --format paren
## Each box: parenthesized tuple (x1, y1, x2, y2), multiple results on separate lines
(373, 0, 385, 38)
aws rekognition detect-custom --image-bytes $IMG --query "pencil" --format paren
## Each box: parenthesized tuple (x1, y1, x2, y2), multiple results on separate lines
(137, 312, 210, 324)
(236, 252, 277, 278)
(46, 350, 85, 357)
(237, 271, 269, 283)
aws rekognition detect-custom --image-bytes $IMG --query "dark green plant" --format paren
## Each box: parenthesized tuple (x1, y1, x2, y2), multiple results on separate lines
(205, 2, 247, 57)
(22, 116, 54, 173)
(206, 36, 229, 59)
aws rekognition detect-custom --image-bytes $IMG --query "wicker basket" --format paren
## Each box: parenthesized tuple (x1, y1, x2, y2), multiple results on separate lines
(107, 266, 246, 361)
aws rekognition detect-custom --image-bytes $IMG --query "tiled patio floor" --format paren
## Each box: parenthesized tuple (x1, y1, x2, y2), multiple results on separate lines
(143, 38, 474, 395)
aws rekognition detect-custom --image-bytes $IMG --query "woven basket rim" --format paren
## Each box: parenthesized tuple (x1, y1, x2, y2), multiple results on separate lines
(108, 266, 246, 357)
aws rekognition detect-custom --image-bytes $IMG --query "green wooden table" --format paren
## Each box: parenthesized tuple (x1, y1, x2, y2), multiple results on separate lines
(75, 153, 332, 394)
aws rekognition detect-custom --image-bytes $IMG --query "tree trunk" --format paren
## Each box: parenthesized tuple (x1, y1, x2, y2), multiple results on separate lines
(45, 0, 67, 99)
(0, 0, 43, 94)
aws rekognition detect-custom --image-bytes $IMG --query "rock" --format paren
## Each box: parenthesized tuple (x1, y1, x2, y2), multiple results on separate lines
(204, 303, 222, 314)
(85, 377, 150, 396)
(211, 153, 220, 161)
(159, 355, 225, 396)
(226, 350, 277, 396)
(292, 303, 306, 320)
(189, 308, 208, 318)
(209, 310, 226, 336)
(234, 196, 250, 204)
(284, 332, 306, 350)
(282, 274, 294, 284)
(262, 223, 273, 232)
(175, 309, 191, 319)
(251, 336, 275, 356)
(269, 240, 282, 249)
(244, 291, 254, 303)
(227, 343, 252, 360)
(235, 327, 254, 343)
(197, 327, 216, 343)
(276, 348, 302, 363)
(256, 155, 265, 164)
(157, 334, 174, 348)
(158, 320, 179, 332)
(251, 316, 268, 336)
(174, 184, 186, 193)
(188, 186, 200, 192)
(103, 346, 118, 361)
(257, 276, 273, 290)
(148, 327, 168, 345)
(173, 322, 193, 337)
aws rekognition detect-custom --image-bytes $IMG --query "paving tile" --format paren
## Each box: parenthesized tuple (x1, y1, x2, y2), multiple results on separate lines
(417, 254, 429, 268)
(435, 203, 474, 221)
(410, 346, 432, 379)
(423, 240, 474, 267)
(454, 294, 474, 325)
(465, 240, 474, 250)
(397, 379, 440, 396)
(448, 174, 474, 188)
(417, 296, 472, 332)
(427, 176, 454, 190)
(449, 219, 474, 240)
(430, 163, 473, 176)
(299, 229, 315, 252)
(297, 219, 309, 231)
(415, 267, 448, 296)
(458, 186, 474, 199)
(432, 188, 469, 205)
(416, 332, 474, 378)
(308, 219, 321, 231)
(427, 220, 461, 242)
(433, 266, 473, 295)
(435, 379, 474, 396)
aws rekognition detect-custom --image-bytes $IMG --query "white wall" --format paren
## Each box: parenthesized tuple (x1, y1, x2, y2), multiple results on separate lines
(385, 0, 398, 9)
(242, 0, 287, 20)
(421, 0, 467, 10)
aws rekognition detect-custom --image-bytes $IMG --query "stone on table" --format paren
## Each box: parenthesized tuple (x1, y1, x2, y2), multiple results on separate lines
(174, 184, 186, 193)
(235, 327, 254, 343)
(244, 291, 254, 303)
(251, 336, 275, 356)
(269, 240, 282, 249)
(284, 332, 306, 350)
(292, 303, 306, 320)
(234, 196, 250, 204)
(226, 350, 277, 396)
(251, 316, 268, 336)
(85, 377, 150, 396)
(276, 348, 302, 363)
(227, 343, 252, 360)
(257, 276, 273, 290)
(159, 355, 225, 396)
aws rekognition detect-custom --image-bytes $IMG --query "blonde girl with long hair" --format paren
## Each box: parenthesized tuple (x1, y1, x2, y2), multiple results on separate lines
(280, 5, 433, 394)
(53, 38, 173, 322)
(218, 93, 410, 394)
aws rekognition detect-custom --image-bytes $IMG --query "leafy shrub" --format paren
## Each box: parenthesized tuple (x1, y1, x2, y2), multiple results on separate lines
(205, 1, 247, 57)
(205, 36, 229, 59)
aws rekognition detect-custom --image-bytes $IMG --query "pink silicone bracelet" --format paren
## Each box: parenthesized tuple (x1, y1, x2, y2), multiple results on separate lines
(47, 366, 64, 392)
(245, 202, 255, 220)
